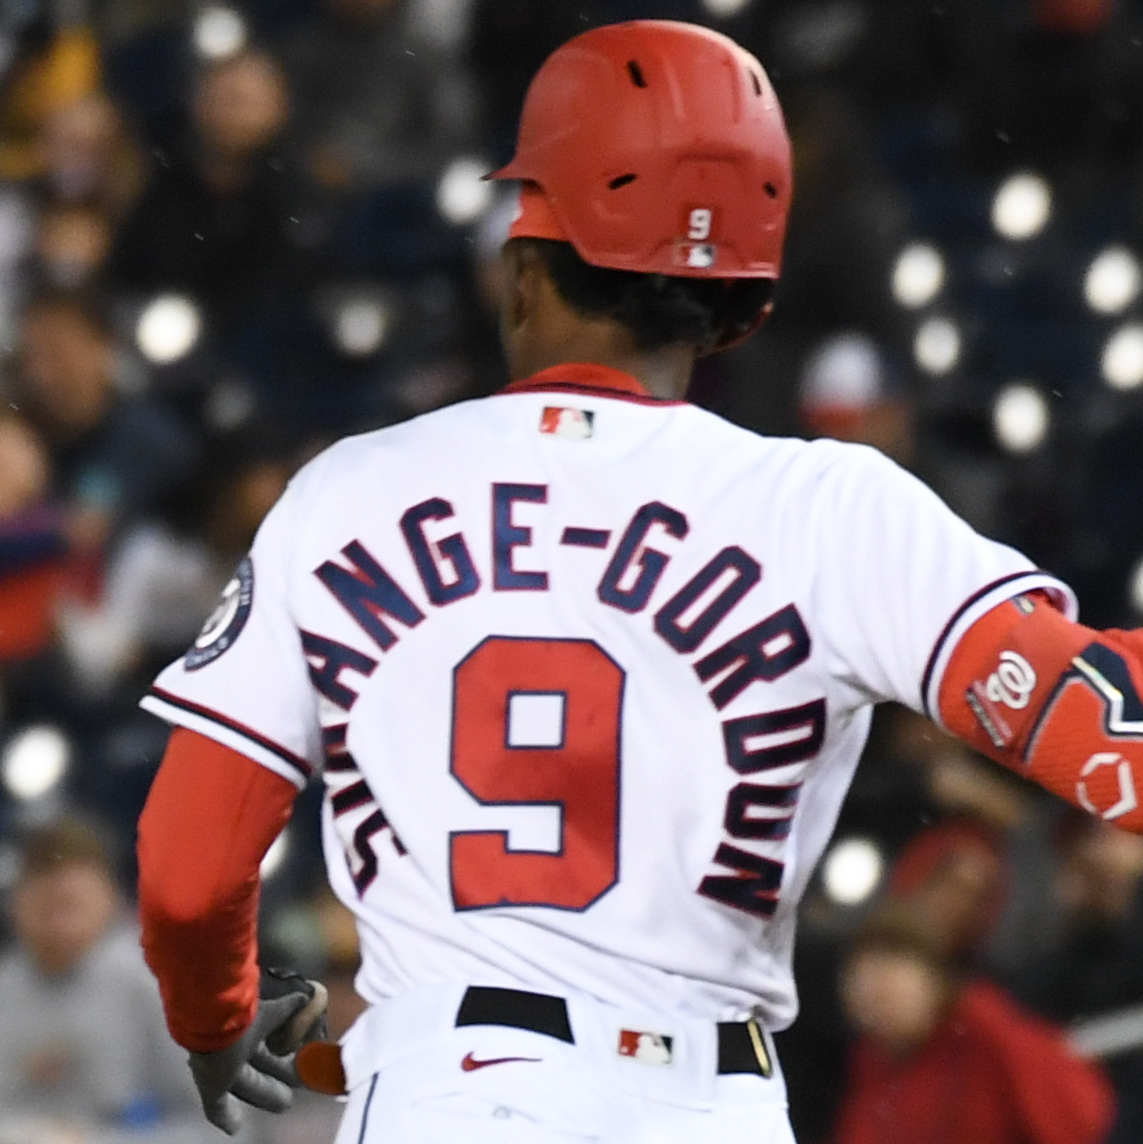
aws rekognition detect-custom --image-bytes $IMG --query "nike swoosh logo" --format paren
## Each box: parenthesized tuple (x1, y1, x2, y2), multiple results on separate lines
(461, 1052, 542, 1072)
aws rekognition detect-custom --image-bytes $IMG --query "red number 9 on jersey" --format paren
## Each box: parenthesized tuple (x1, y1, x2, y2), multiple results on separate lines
(449, 637, 625, 911)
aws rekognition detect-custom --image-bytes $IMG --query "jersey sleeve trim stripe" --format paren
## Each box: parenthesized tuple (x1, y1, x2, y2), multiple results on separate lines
(141, 688, 313, 785)
(920, 571, 1078, 725)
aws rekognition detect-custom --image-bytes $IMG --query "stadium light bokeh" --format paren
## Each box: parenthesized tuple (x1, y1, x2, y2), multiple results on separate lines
(193, 5, 247, 60)
(822, 837, 883, 906)
(1084, 247, 1142, 315)
(2, 725, 72, 802)
(437, 157, 495, 225)
(1129, 556, 1143, 618)
(991, 172, 1052, 241)
(892, 242, 945, 309)
(993, 382, 1050, 454)
(1102, 323, 1143, 390)
(333, 296, 391, 357)
(914, 316, 961, 375)
(699, 0, 755, 16)
(136, 294, 203, 365)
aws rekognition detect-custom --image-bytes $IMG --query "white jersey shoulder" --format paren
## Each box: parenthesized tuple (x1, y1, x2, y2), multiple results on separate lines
(144, 388, 1072, 1029)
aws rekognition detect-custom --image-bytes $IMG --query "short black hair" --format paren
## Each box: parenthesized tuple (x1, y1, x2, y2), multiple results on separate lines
(848, 902, 955, 975)
(22, 285, 114, 342)
(18, 817, 116, 882)
(512, 238, 775, 354)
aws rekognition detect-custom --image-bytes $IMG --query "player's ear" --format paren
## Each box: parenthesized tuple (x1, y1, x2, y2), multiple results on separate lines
(501, 239, 545, 336)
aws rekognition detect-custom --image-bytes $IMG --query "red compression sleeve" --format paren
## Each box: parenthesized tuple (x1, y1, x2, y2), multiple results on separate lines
(939, 592, 1143, 832)
(137, 727, 298, 1051)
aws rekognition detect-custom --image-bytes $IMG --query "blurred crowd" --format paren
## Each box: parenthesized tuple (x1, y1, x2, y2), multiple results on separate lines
(2, 0, 1143, 1140)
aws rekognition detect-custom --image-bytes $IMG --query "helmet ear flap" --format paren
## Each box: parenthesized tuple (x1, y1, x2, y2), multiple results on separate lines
(488, 20, 792, 282)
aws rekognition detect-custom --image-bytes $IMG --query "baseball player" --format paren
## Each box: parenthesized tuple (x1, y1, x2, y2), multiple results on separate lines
(135, 20, 1143, 1144)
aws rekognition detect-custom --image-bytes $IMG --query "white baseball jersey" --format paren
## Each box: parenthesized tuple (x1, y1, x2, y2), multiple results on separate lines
(143, 364, 1073, 1035)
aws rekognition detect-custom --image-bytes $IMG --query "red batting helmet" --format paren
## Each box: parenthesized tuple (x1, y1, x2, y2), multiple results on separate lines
(489, 20, 792, 280)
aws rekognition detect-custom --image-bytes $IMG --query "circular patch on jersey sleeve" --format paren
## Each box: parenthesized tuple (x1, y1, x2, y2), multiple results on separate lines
(184, 556, 254, 671)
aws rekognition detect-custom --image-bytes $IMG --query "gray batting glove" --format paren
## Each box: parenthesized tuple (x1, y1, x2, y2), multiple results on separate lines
(188, 970, 329, 1136)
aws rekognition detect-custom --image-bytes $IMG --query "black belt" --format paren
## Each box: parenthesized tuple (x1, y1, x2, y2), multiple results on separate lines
(456, 986, 772, 1078)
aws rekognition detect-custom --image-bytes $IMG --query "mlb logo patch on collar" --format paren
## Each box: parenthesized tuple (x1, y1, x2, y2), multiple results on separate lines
(540, 406, 594, 439)
(617, 1029, 673, 1066)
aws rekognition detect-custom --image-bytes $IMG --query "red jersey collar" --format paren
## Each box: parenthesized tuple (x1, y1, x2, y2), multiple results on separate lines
(500, 364, 684, 405)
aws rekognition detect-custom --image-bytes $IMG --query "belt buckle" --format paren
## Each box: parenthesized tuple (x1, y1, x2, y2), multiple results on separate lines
(745, 1018, 773, 1078)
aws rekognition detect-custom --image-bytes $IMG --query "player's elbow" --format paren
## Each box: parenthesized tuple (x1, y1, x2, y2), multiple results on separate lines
(137, 801, 256, 932)
(138, 858, 256, 934)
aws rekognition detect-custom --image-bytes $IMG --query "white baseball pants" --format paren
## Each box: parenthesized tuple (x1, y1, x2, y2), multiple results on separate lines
(331, 987, 795, 1144)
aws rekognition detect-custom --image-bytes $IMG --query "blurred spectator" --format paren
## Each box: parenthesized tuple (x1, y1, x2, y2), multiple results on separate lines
(886, 817, 1009, 964)
(0, 408, 52, 520)
(1054, 821, 1143, 939)
(831, 707, 1033, 874)
(0, 178, 35, 339)
(276, 0, 477, 192)
(834, 902, 1114, 1144)
(711, 88, 908, 439)
(8, 288, 197, 559)
(30, 200, 113, 288)
(777, 729, 1045, 1144)
(0, 90, 139, 343)
(109, 49, 305, 320)
(195, 435, 297, 566)
(798, 331, 914, 465)
(38, 93, 143, 219)
(0, 816, 206, 1140)
(54, 433, 299, 694)
(0, 23, 100, 181)
(2, 77, 133, 292)
(0, 410, 66, 662)
(1012, 820, 1143, 1144)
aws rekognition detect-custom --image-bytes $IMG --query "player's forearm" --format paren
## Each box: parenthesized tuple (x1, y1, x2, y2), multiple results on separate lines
(137, 728, 297, 1051)
(139, 869, 262, 1053)
(939, 592, 1143, 832)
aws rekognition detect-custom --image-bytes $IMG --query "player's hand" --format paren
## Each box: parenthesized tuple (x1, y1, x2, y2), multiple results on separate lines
(188, 969, 329, 1136)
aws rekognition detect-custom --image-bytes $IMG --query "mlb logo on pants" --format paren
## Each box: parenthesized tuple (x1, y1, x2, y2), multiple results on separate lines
(617, 1029, 674, 1066)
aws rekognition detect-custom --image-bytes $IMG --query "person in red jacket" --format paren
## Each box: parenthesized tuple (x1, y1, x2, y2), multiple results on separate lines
(834, 903, 1113, 1144)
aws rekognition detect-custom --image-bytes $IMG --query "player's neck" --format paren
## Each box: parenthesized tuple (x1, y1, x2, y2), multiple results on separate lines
(511, 341, 696, 401)
(503, 262, 698, 400)
(624, 346, 695, 401)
